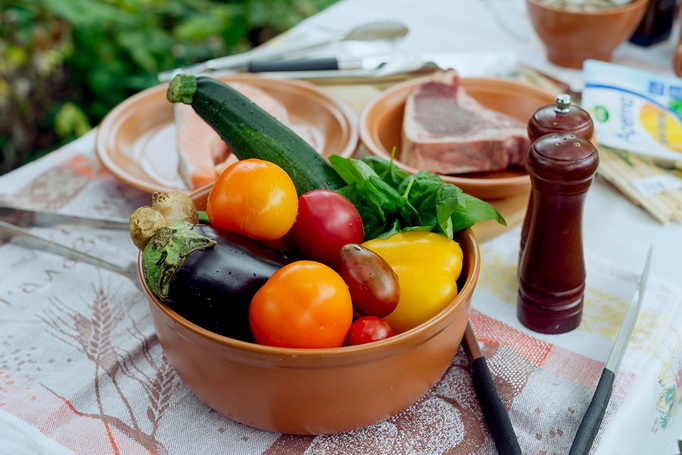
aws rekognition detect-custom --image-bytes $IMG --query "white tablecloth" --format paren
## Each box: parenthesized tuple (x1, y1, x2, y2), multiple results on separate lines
(2, 1, 681, 454)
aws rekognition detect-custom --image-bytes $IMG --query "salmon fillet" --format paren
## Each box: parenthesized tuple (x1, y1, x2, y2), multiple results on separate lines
(175, 82, 293, 190)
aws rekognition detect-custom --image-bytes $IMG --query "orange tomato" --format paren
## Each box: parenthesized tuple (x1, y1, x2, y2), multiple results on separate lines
(206, 159, 298, 241)
(249, 261, 353, 348)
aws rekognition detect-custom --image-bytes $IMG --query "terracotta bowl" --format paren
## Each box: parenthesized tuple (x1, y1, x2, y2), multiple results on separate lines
(96, 74, 359, 194)
(139, 225, 480, 435)
(526, 0, 649, 69)
(359, 77, 556, 200)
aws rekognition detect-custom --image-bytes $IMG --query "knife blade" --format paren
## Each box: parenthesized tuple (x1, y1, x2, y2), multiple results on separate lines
(0, 202, 129, 230)
(568, 246, 653, 455)
(463, 321, 522, 454)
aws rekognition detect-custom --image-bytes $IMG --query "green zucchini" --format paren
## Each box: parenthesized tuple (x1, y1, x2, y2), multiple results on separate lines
(166, 74, 346, 195)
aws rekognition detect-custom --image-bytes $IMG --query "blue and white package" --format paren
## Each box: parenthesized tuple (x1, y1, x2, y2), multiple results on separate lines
(582, 60, 682, 165)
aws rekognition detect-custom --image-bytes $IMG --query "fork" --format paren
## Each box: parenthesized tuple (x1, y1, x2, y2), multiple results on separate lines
(0, 220, 141, 290)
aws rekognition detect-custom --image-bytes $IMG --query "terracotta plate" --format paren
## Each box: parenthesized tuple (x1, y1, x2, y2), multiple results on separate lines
(96, 74, 359, 194)
(359, 76, 556, 200)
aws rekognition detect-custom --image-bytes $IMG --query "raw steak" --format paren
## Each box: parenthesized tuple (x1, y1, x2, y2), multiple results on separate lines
(401, 70, 530, 174)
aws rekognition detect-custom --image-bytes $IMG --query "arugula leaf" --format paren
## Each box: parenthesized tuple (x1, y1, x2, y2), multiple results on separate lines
(329, 155, 505, 239)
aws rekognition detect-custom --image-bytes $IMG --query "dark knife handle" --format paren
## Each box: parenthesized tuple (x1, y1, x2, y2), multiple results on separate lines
(247, 57, 339, 73)
(471, 356, 522, 455)
(568, 368, 615, 455)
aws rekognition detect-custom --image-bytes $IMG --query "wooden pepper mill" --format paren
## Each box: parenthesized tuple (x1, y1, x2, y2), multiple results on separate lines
(517, 133, 598, 334)
(520, 94, 594, 259)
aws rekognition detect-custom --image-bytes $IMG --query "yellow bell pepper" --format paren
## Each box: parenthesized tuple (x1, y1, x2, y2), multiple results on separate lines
(362, 231, 463, 333)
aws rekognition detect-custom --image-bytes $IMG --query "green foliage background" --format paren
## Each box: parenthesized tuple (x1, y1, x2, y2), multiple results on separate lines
(0, 0, 338, 175)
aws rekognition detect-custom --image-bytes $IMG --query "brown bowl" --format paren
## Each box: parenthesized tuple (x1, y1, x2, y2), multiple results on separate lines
(359, 76, 556, 200)
(139, 226, 480, 435)
(526, 0, 649, 69)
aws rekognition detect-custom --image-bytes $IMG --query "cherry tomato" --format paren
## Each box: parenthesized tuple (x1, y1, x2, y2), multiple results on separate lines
(250, 260, 353, 348)
(344, 316, 394, 346)
(288, 189, 364, 266)
(206, 159, 298, 241)
(336, 244, 400, 318)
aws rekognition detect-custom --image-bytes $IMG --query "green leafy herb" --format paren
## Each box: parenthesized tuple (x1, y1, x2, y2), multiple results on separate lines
(329, 154, 506, 240)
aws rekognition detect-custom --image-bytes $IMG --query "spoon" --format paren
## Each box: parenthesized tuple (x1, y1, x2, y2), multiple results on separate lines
(338, 20, 408, 42)
(158, 20, 408, 81)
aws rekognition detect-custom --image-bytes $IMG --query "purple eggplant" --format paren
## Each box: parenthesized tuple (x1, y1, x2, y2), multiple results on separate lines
(142, 222, 298, 342)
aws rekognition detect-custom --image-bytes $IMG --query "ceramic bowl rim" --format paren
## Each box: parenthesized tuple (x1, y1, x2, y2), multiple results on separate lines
(526, 0, 648, 16)
(139, 228, 480, 359)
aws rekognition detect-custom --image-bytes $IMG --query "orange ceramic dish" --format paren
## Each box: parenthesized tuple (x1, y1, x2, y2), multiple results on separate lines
(526, 0, 649, 69)
(359, 77, 556, 200)
(138, 228, 480, 435)
(96, 74, 359, 194)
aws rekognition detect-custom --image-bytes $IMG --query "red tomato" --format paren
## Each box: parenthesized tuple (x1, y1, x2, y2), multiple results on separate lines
(289, 189, 364, 266)
(336, 244, 400, 318)
(249, 260, 353, 348)
(344, 316, 394, 346)
(206, 159, 298, 241)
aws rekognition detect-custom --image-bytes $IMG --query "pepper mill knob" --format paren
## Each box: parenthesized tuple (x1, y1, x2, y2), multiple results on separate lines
(520, 95, 594, 258)
(517, 133, 599, 334)
(527, 94, 594, 141)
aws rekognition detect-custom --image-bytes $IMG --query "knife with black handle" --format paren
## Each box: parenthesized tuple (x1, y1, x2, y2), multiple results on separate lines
(568, 246, 652, 455)
(463, 321, 522, 455)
